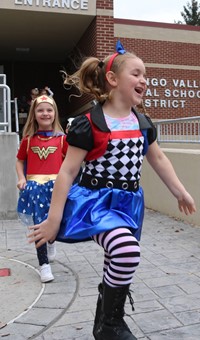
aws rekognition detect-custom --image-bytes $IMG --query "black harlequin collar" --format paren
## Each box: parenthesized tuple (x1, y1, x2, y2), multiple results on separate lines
(90, 103, 110, 132)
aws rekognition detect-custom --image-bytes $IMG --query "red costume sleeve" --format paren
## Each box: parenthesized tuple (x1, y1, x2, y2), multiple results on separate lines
(16, 137, 28, 161)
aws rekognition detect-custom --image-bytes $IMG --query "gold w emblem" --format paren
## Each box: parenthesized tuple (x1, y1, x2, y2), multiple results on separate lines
(31, 146, 57, 159)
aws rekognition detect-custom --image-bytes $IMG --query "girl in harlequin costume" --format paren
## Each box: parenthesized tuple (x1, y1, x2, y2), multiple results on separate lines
(16, 95, 68, 283)
(29, 42, 196, 339)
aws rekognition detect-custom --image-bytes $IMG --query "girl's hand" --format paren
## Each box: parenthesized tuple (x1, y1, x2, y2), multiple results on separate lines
(17, 178, 26, 190)
(28, 219, 59, 248)
(177, 191, 196, 215)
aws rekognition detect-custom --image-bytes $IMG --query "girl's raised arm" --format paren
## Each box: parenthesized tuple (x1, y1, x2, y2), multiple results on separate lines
(146, 141, 196, 215)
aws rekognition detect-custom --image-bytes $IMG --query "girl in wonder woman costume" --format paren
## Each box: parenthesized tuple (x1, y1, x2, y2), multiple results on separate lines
(28, 42, 196, 339)
(16, 95, 68, 283)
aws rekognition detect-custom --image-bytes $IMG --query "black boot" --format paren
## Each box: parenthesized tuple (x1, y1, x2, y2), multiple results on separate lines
(93, 283, 103, 336)
(93, 282, 137, 340)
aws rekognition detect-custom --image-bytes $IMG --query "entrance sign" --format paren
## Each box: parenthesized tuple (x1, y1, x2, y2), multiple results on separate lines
(14, 0, 89, 10)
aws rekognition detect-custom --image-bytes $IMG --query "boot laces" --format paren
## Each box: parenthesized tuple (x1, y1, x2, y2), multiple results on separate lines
(127, 289, 135, 311)
(125, 289, 135, 318)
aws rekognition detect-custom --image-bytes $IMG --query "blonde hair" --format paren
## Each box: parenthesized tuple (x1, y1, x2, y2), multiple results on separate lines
(136, 100, 149, 116)
(63, 52, 139, 102)
(22, 96, 63, 137)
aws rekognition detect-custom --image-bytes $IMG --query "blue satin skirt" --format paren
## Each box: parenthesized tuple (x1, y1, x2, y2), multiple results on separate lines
(56, 184, 145, 243)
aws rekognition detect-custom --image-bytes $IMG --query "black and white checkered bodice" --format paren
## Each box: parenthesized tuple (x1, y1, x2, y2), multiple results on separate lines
(84, 131, 144, 181)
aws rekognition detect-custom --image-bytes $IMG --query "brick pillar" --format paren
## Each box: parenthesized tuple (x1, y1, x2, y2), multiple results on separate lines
(96, 0, 115, 59)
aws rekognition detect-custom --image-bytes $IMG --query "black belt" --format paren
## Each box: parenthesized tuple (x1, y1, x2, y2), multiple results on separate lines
(79, 174, 139, 192)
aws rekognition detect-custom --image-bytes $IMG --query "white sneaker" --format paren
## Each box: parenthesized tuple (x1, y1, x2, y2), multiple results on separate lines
(40, 264, 54, 283)
(47, 242, 56, 262)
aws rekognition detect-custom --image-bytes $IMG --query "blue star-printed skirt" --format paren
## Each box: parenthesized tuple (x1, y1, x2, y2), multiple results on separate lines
(17, 180, 55, 225)
(56, 183, 145, 243)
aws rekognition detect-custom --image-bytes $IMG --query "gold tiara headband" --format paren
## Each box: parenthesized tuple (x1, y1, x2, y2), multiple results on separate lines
(35, 95, 54, 106)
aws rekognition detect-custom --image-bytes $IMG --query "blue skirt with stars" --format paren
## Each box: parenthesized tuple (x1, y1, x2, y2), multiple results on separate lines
(56, 183, 145, 243)
(17, 180, 55, 225)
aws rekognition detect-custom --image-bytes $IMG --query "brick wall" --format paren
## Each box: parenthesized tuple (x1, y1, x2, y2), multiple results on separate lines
(114, 21, 200, 119)
(64, 0, 115, 115)
(60, 2, 200, 120)
(144, 68, 200, 119)
(96, 0, 113, 10)
(117, 38, 200, 66)
(96, 15, 115, 59)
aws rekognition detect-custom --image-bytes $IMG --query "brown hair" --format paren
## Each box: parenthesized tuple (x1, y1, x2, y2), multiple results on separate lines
(136, 100, 150, 116)
(63, 52, 139, 102)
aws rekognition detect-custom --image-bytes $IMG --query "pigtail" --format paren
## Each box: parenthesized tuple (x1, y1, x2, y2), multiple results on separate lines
(63, 57, 109, 102)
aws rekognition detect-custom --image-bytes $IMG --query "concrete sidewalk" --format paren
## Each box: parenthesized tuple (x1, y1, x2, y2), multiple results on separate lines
(0, 209, 200, 340)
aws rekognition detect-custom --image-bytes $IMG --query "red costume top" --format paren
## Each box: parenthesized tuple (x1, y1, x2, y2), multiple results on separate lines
(67, 103, 157, 161)
(17, 132, 68, 183)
